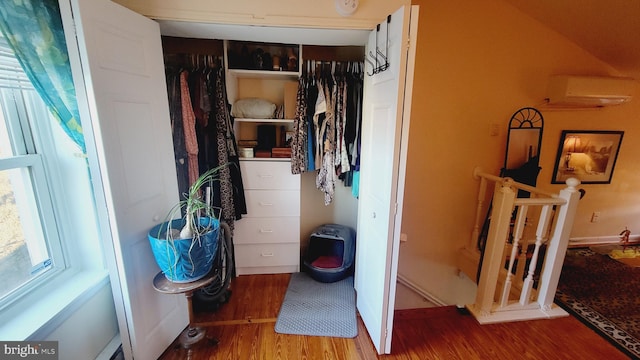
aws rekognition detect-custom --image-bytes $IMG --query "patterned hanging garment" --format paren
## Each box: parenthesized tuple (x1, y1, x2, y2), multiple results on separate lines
(316, 80, 337, 205)
(180, 70, 200, 186)
(291, 76, 308, 174)
(213, 68, 237, 231)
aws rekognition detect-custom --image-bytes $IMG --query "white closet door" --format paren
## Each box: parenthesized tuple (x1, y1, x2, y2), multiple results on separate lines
(355, 5, 417, 355)
(68, 0, 187, 359)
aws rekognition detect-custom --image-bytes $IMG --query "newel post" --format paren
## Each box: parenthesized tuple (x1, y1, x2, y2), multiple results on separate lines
(474, 178, 516, 315)
(536, 178, 581, 310)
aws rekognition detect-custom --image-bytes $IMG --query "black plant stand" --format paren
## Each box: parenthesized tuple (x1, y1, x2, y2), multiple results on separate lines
(152, 271, 218, 349)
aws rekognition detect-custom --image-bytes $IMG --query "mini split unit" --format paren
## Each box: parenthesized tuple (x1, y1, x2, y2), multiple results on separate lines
(546, 75, 636, 107)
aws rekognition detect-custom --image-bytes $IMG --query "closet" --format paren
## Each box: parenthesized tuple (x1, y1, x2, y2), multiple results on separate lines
(162, 36, 365, 276)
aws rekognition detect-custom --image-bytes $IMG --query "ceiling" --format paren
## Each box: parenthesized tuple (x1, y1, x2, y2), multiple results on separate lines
(503, 0, 640, 80)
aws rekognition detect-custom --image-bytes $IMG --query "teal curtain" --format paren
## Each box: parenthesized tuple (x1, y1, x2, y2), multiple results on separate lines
(0, 0, 85, 153)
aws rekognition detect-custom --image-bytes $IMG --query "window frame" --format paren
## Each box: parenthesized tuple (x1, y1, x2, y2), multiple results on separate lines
(0, 88, 67, 310)
(0, 33, 105, 314)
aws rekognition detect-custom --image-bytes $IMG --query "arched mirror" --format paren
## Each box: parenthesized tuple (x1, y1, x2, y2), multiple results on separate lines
(501, 107, 544, 190)
(476, 108, 544, 279)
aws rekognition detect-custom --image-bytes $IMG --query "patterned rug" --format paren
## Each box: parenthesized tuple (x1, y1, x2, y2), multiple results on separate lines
(556, 248, 640, 359)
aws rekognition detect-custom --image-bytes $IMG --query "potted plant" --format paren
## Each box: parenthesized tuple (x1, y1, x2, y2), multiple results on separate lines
(148, 164, 227, 283)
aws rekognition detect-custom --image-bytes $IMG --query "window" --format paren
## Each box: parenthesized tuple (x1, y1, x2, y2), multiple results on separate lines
(0, 29, 110, 341)
(0, 35, 66, 305)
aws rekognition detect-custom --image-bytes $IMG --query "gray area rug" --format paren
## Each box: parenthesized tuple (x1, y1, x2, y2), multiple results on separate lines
(275, 272, 357, 338)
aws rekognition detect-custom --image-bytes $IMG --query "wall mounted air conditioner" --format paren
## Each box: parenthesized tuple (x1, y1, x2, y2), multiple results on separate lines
(546, 75, 635, 107)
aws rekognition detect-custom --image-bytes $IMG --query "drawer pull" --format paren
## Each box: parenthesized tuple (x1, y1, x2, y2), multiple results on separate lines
(259, 202, 274, 206)
(259, 229, 274, 233)
(258, 174, 274, 178)
(261, 252, 274, 257)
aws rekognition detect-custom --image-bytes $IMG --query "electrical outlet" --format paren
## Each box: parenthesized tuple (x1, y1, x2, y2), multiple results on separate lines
(591, 211, 601, 223)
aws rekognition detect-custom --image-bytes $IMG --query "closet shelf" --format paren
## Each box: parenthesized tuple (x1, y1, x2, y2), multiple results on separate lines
(235, 118, 294, 123)
(228, 68, 300, 80)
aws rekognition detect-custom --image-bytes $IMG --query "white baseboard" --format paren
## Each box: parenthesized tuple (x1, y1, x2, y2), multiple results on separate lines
(569, 234, 640, 247)
(396, 274, 447, 307)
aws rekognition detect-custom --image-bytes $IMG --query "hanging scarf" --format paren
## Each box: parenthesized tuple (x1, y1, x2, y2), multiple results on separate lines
(0, 0, 85, 152)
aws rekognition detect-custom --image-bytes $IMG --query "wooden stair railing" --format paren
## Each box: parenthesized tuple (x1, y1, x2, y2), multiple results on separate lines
(465, 168, 581, 324)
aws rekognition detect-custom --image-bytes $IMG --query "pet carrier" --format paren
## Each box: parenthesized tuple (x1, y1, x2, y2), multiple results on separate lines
(303, 224, 356, 283)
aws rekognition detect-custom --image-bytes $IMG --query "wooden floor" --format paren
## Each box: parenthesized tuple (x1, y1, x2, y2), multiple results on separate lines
(158, 274, 629, 360)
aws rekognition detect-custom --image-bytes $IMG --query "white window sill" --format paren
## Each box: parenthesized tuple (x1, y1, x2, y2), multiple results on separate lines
(0, 269, 110, 340)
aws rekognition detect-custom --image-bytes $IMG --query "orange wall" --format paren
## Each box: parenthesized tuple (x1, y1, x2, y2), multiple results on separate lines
(400, 0, 640, 303)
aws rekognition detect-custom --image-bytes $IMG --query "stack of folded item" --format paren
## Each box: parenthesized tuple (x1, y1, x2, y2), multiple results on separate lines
(271, 147, 291, 158)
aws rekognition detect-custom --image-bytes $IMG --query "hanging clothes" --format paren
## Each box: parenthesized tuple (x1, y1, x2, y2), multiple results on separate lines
(290, 76, 307, 174)
(292, 60, 364, 204)
(306, 76, 318, 172)
(347, 66, 364, 195)
(164, 54, 247, 232)
(335, 74, 350, 175)
(165, 68, 189, 203)
(312, 79, 327, 170)
(180, 70, 200, 186)
(315, 77, 337, 206)
(210, 67, 246, 231)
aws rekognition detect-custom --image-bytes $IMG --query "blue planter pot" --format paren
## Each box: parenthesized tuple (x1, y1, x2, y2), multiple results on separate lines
(148, 217, 220, 283)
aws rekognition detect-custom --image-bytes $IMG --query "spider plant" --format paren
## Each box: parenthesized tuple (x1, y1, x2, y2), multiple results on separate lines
(160, 163, 228, 241)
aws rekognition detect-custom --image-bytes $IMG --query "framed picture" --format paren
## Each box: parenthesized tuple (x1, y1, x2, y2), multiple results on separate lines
(285, 131, 294, 147)
(552, 130, 624, 184)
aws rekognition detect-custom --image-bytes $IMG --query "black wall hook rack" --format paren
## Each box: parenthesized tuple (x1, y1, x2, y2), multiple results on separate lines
(367, 15, 391, 76)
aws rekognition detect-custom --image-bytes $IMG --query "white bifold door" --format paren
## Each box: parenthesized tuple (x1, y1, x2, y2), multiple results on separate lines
(64, 0, 418, 357)
(355, 5, 417, 355)
(63, 1, 188, 359)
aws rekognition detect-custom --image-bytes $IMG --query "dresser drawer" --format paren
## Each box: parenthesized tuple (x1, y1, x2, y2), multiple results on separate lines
(234, 217, 300, 245)
(240, 161, 300, 190)
(234, 243, 300, 268)
(244, 190, 300, 217)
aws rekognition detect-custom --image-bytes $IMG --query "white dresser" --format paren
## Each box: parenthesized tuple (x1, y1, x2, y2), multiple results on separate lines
(234, 160, 300, 275)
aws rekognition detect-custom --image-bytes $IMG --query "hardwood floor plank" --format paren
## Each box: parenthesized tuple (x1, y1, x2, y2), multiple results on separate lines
(158, 274, 629, 359)
(196, 274, 290, 324)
